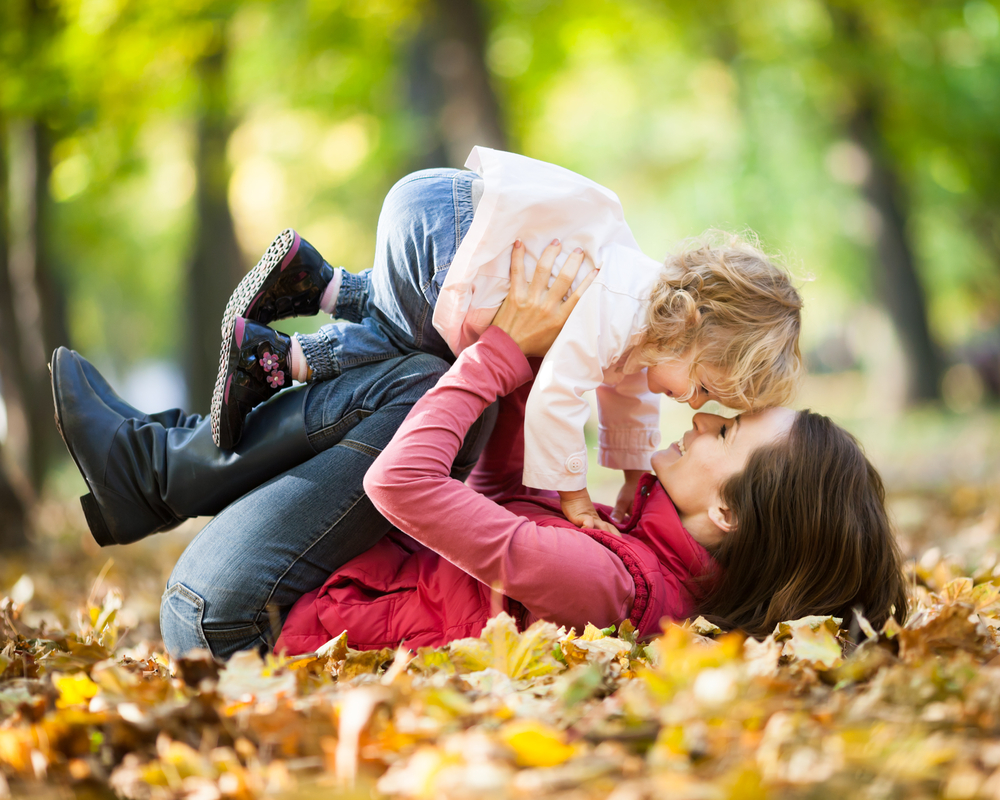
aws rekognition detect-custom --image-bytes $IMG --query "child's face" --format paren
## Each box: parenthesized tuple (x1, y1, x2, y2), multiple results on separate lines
(646, 352, 723, 410)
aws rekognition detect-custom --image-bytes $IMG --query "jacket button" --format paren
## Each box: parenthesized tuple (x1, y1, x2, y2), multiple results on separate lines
(565, 454, 586, 474)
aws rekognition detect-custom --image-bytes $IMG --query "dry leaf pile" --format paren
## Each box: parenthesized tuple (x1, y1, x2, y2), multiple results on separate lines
(5, 547, 1000, 798)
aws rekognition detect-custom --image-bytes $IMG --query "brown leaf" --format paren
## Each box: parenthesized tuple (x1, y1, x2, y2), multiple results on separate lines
(173, 648, 220, 688)
(898, 604, 995, 662)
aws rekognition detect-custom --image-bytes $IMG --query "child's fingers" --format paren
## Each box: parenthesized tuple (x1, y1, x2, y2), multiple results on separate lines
(579, 513, 607, 532)
(584, 516, 621, 536)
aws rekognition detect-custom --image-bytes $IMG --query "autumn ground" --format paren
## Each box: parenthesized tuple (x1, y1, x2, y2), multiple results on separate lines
(4, 404, 1000, 799)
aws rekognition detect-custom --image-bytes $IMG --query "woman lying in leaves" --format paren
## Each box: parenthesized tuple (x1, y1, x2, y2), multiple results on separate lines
(51, 249, 908, 659)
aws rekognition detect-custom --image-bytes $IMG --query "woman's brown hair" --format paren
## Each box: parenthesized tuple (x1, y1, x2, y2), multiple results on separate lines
(696, 410, 908, 637)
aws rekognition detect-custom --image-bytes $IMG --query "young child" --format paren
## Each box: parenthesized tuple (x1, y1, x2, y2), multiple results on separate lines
(211, 147, 802, 532)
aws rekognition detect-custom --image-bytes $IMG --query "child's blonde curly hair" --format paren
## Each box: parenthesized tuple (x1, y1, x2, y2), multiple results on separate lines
(640, 231, 803, 411)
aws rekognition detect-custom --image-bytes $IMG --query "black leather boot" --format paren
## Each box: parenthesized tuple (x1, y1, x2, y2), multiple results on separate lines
(72, 350, 201, 430)
(51, 347, 316, 547)
(211, 316, 293, 449)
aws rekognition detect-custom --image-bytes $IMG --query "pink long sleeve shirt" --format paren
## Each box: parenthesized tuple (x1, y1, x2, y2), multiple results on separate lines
(275, 328, 714, 654)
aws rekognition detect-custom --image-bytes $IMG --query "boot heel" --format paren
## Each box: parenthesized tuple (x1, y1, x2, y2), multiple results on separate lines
(80, 493, 114, 547)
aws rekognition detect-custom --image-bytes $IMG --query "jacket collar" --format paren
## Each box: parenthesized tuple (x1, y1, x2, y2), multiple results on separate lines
(624, 473, 715, 580)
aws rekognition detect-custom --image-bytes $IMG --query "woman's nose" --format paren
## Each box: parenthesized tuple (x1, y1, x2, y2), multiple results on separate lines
(692, 412, 724, 432)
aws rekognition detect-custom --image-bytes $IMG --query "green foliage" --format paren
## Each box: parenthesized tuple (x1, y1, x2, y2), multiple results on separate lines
(3, 0, 999, 374)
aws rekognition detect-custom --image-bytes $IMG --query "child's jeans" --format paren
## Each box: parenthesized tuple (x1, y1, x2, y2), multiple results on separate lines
(296, 168, 478, 379)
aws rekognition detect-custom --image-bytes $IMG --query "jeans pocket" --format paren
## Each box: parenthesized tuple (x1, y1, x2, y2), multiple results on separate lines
(160, 583, 213, 657)
(201, 622, 270, 660)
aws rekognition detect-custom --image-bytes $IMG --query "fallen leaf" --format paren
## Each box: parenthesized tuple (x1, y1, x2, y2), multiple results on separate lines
(498, 719, 577, 767)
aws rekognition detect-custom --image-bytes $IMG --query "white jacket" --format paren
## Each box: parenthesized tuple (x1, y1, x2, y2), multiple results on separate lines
(433, 147, 663, 491)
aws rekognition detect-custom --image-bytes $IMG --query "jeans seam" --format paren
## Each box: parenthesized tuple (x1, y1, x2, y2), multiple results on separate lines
(340, 439, 381, 460)
(321, 323, 405, 371)
(309, 409, 374, 450)
(453, 170, 463, 262)
(162, 583, 212, 653)
(336, 352, 404, 369)
(413, 292, 430, 350)
(322, 328, 343, 376)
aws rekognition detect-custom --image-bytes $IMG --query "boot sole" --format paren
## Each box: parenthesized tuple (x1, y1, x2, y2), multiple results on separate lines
(50, 349, 116, 547)
(211, 324, 244, 450)
(212, 228, 298, 449)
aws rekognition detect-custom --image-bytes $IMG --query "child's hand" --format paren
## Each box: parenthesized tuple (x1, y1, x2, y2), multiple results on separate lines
(611, 469, 646, 524)
(558, 488, 621, 536)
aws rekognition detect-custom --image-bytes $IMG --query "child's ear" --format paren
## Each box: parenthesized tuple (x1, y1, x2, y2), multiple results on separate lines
(707, 502, 735, 535)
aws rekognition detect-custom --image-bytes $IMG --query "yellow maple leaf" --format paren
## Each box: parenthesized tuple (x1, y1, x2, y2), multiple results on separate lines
(783, 624, 843, 670)
(448, 613, 563, 679)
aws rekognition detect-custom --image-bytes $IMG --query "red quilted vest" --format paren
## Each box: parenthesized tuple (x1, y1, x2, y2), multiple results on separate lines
(276, 473, 712, 654)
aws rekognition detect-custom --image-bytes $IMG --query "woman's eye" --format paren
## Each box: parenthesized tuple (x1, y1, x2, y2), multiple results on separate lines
(720, 424, 728, 439)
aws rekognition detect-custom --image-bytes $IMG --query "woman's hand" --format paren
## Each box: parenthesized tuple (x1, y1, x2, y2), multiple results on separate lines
(491, 239, 597, 357)
(559, 488, 621, 536)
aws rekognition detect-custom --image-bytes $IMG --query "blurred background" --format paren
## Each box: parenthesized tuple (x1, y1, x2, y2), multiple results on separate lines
(2, 0, 1000, 558)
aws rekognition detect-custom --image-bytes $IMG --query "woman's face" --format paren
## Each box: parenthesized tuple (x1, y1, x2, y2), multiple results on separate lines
(651, 408, 797, 546)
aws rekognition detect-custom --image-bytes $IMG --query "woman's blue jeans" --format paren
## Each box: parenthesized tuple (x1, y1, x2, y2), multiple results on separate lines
(160, 353, 495, 658)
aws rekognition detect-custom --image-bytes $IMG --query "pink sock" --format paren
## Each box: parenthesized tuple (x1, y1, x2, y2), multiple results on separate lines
(319, 268, 343, 315)
(290, 336, 310, 381)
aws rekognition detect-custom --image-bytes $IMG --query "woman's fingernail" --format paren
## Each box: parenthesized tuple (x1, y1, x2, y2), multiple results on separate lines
(514, 239, 522, 248)
(551, 238, 560, 245)
(574, 247, 583, 254)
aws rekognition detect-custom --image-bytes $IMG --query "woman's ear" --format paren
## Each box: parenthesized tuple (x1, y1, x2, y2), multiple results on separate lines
(707, 502, 735, 534)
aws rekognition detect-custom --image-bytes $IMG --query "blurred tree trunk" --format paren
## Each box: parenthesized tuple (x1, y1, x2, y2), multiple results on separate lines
(31, 123, 70, 372)
(0, 119, 30, 549)
(185, 29, 243, 414)
(408, 0, 507, 169)
(0, 0, 73, 498)
(705, 4, 942, 402)
(849, 102, 943, 402)
(828, 4, 943, 403)
(6, 119, 69, 494)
